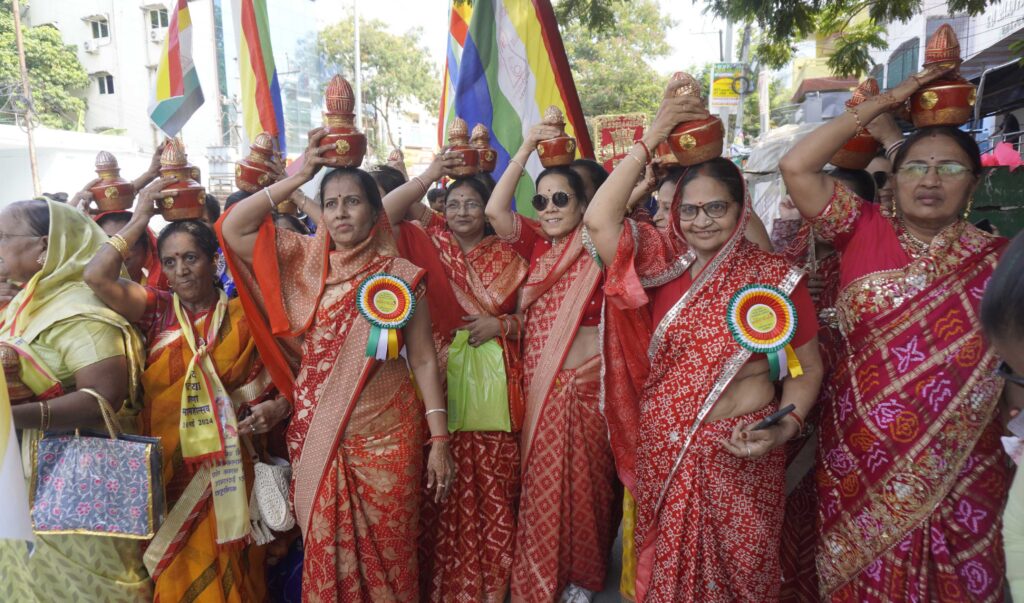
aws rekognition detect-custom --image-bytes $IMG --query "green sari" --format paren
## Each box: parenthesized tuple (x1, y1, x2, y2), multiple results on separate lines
(0, 200, 150, 603)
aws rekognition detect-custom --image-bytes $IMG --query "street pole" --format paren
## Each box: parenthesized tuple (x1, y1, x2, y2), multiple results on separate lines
(353, 0, 362, 132)
(733, 23, 752, 147)
(11, 0, 41, 197)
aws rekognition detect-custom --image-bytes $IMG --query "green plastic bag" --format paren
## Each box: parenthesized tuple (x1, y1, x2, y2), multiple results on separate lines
(446, 330, 511, 432)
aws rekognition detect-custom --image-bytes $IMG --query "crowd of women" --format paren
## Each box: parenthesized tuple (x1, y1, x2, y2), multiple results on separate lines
(0, 61, 1021, 603)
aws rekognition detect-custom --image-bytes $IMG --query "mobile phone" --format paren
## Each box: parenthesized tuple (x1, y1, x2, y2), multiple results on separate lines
(752, 404, 796, 431)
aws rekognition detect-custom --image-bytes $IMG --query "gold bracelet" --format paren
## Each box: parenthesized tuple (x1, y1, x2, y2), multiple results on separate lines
(846, 105, 863, 129)
(508, 157, 526, 172)
(106, 234, 131, 260)
(40, 400, 51, 430)
(264, 187, 278, 210)
(625, 152, 645, 168)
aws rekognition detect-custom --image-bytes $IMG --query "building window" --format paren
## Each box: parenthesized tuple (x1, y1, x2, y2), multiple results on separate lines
(97, 74, 115, 95)
(149, 9, 169, 29)
(90, 18, 109, 40)
(887, 38, 919, 89)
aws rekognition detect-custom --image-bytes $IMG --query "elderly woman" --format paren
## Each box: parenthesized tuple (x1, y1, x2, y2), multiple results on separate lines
(584, 81, 822, 603)
(84, 178, 288, 602)
(384, 155, 528, 602)
(779, 66, 1010, 603)
(0, 199, 150, 601)
(218, 132, 455, 601)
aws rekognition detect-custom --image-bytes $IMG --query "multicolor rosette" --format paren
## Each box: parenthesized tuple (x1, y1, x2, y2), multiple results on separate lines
(357, 274, 415, 360)
(727, 284, 804, 381)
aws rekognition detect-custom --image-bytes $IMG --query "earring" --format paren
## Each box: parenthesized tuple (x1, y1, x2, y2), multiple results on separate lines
(962, 196, 974, 220)
(36, 251, 46, 266)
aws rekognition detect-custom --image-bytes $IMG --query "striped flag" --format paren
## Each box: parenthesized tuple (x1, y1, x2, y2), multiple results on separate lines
(438, 1, 473, 147)
(233, 0, 286, 153)
(149, 0, 205, 137)
(454, 0, 593, 217)
(0, 370, 33, 544)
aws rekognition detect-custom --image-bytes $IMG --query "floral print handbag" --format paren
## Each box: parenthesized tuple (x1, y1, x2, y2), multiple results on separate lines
(31, 388, 165, 539)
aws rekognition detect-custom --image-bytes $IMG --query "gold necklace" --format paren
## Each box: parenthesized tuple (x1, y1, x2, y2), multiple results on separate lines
(898, 220, 930, 258)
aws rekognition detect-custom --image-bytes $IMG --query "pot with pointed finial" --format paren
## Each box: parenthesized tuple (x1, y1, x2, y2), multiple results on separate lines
(235, 132, 277, 193)
(831, 78, 882, 170)
(89, 151, 136, 211)
(664, 72, 724, 166)
(911, 24, 976, 128)
(445, 117, 481, 178)
(157, 139, 207, 221)
(470, 124, 498, 173)
(320, 75, 367, 167)
(536, 106, 577, 168)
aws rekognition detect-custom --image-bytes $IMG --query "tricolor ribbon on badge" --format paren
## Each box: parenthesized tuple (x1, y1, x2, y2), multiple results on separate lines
(727, 284, 803, 381)
(358, 273, 415, 360)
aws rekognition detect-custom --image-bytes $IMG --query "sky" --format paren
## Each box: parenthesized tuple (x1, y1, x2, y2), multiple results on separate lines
(316, 0, 728, 76)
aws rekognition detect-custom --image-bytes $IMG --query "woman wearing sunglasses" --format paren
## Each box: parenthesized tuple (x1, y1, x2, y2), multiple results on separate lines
(484, 122, 616, 603)
(583, 78, 823, 603)
(380, 154, 529, 602)
(777, 65, 1010, 603)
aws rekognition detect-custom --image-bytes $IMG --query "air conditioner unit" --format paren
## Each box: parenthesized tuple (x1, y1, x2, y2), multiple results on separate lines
(83, 40, 99, 53)
(149, 28, 164, 43)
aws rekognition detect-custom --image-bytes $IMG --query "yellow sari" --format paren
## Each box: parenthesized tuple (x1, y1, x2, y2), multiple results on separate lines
(0, 200, 149, 603)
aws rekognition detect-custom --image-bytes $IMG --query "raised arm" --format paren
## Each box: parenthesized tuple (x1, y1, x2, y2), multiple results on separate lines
(131, 140, 166, 194)
(221, 128, 331, 264)
(779, 65, 952, 218)
(84, 177, 177, 323)
(382, 152, 462, 226)
(484, 123, 562, 237)
(584, 81, 709, 265)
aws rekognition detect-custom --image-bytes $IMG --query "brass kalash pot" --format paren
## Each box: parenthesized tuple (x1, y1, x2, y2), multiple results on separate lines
(536, 106, 577, 168)
(471, 124, 498, 173)
(664, 72, 725, 166)
(156, 139, 207, 221)
(320, 75, 367, 168)
(831, 78, 882, 170)
(89, 151, 136, 212)
(235, 132, 277, 193)
(911, 24, 977, 128)
(444, 117, 481, 178)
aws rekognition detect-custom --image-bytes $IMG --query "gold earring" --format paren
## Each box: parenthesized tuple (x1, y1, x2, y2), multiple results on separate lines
(36, 251, 46, 266)
(962, 197, 974, 220)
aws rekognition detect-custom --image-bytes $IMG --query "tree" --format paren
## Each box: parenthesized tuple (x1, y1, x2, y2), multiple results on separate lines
(0, 0, 89, 130)
(702, 0, 1001, 76)
(318, 14, 439, 158)
(560, 0, 673, 119)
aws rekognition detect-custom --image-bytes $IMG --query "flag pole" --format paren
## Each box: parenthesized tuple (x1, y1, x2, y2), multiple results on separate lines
(11, 0, 41, 197)
(353, 0, 362, 131)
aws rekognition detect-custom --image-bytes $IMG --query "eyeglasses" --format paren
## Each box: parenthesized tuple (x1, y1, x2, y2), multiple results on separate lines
(896, 163, 972, 180)
(444, 200, 484, 213)
(532, 191, 573, 212)
(677, 200, 731, 221)
(995, 361, 1024, 387)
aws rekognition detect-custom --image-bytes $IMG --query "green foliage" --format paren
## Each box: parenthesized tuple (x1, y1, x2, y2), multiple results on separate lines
(560, 0, 673, 118)
(705, 0, 1003, 76)
(318, 14, 439, 156)
(0, 3, 88, 130)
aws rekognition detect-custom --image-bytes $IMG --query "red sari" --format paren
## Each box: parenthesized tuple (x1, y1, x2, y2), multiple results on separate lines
(603, 179, 818, 602)
(809, 182, 1009, 603)
(416, 212, 528, 603)
(218, 212, 427, 602)
(503, 214, 617, 602)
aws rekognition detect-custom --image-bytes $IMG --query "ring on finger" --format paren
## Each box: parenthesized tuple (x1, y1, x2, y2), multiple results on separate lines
(744, 443, 751, 458)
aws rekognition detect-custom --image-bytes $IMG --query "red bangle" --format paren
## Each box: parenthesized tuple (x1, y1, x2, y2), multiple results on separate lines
(636, 140, 652, 164)
(785, 412, 805, 432)
(429, 434, 450, 445)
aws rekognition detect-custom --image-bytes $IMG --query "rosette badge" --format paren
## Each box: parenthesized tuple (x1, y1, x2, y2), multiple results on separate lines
(665, 72, 724, 166)
(157, 139, 207, 222)
(90, 151, 136, 211)
(727, 285, 804, 381)
(358, 273, 416, 360)
(911, 24, 976, 128)
(321, 75, 367, 167)
(445, 117, 481, 178)
(831, 78, 882, 170)
(536, 106, 577, 168)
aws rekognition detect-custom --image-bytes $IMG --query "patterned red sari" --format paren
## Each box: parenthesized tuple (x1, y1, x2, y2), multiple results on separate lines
(503, 215, 617, 602)
(416, 212, 527, 603)
(603, 172, 817, 603)
(809, 182, 1009, 603)
(218, 213, 427, 602)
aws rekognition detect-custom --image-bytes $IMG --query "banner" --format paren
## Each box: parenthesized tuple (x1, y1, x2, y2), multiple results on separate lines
(593, 114, 646, 172)
(710, 62, 745, 113)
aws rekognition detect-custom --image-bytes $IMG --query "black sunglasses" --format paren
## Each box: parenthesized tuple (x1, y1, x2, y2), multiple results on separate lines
(996, 361, 1024, 388)
(532, 191, 572, 212)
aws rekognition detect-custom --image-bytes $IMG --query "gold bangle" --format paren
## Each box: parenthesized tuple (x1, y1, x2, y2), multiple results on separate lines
(846, 105, 863, 129)
(625, 152, 645, 168)
(264, 187, 277, 210)
(508, 157, 526, 172)
(106, 234, 131, 260)
(412, 176, 429, 196)
(40, 400, 51, 430)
